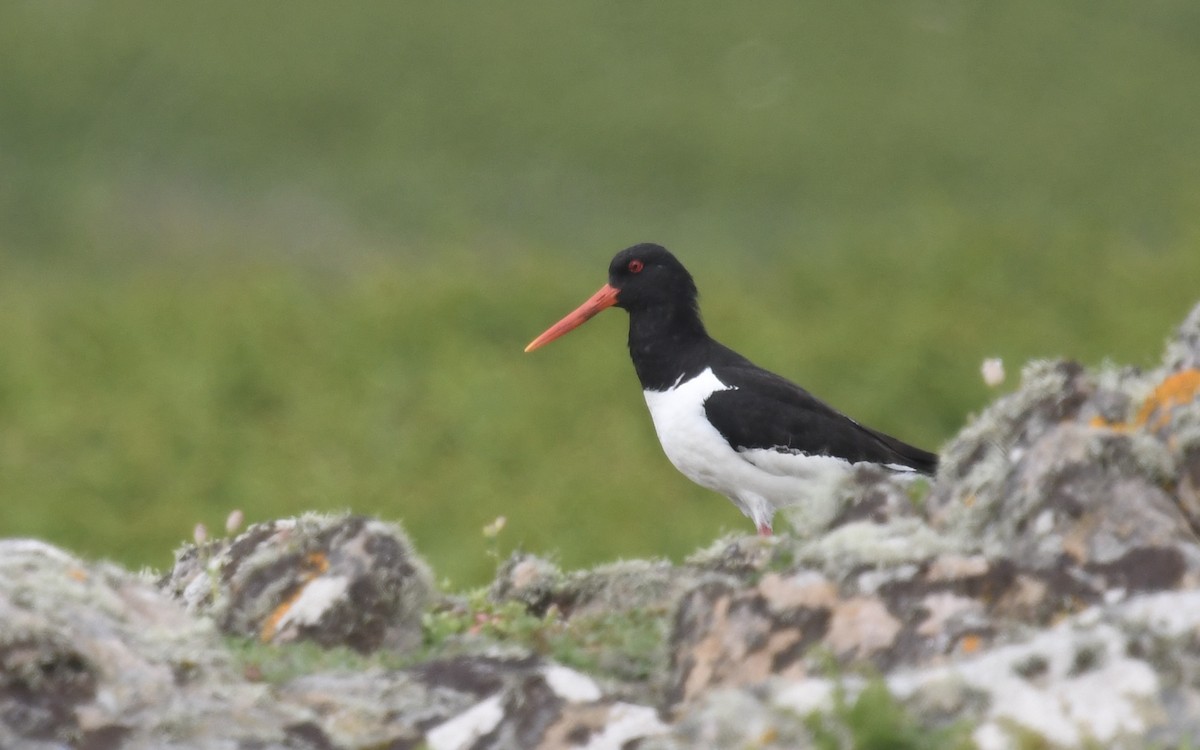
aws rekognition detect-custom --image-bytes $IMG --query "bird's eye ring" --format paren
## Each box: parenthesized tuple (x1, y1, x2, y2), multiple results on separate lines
(628, 259, 644, 274)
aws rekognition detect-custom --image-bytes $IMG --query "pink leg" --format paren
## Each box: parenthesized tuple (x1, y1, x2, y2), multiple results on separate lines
(757, 522, 773, 537)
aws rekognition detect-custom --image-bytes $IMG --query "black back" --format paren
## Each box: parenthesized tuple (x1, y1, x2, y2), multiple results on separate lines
(703, 343, 938, 473)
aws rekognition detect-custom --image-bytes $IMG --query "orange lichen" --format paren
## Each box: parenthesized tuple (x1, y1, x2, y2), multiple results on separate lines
(259, 551, 331, 642)
(757, 728, 780, 744)
(260, 586, 306, 642)
(959, 633, 983, 654)
(1135, 368, 1200, 433)
(1089, 368, 1200, 434)
(305, 551, 330, 574)
(1089, 414, 1124, 431)
(67, 567, 89, 582)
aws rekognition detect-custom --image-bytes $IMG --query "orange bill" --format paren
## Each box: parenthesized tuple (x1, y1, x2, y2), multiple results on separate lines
(524, 284, 620, 352)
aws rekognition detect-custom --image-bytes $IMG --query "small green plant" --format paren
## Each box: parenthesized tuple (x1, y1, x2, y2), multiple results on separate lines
(423, 589, 558, 647)
(545, 607, 666, 680)
(224, 637, 418, 684)
(767, 543, 798, 573)
(804, 677, 975, 750)
(421, 589, 666, 681)
(905, 477, 934, 513)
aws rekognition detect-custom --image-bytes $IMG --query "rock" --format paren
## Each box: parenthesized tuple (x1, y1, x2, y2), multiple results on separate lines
(1165, 298, 1200, 370)
(416, 657, 668, 750)
(488, 552, 742, 703)
(160, 512, 434, 653)
(0, 537, 668, 748)
(489, 552, 565, 615)
(884, 589, 1200, 749)
(665, 553, 1093, 709)
(927, 360, 1200, 581)
(644, 686, 815, 750)
(491, 553, 734, 624)
(279, 655, 669, 750)
(658, 587, 1200, 750)
(0, 538, 327, 749)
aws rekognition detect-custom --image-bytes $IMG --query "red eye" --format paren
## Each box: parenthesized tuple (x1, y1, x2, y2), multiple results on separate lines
(628, 259, 644, 274)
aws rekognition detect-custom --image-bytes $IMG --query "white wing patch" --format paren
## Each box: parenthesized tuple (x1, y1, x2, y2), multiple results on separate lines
(737, 447, 852, 481)
(742, 446, 916, 477)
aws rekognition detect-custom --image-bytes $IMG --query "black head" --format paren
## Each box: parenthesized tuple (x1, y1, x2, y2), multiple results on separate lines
(524, 242, 704, 354)
(607, 243, 699, 313)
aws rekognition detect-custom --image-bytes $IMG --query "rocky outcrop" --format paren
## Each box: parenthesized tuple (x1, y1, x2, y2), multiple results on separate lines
(0, 539, 317, 749)
(160, 513, 433, 653)
(2, 300, 1199, 749)
(278, 656, 667, 750)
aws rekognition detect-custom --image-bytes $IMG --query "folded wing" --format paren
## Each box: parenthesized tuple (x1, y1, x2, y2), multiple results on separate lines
(702, 363, 938, 475)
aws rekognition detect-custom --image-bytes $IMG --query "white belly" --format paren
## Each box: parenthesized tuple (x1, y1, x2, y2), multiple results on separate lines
(641, 367, 852, 531)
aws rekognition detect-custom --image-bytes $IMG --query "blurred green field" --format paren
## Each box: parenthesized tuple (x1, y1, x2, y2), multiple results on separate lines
(2, 2, 1199, 586)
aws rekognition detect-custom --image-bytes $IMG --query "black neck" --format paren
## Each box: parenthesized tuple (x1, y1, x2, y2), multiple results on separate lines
(627, 303, 712, 391)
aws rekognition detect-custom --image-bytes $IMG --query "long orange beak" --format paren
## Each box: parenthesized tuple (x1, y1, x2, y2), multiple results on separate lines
(524, 283, 620, 352)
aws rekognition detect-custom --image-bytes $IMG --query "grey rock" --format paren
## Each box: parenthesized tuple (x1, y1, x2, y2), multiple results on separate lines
(280, 655, 668, 750)
(491, 552, 736, 624)
(1165, 299, 1200, 371)
(161, 512, 434, 653)
(0, 537, 667, 748)
(653, 581, 1200, 750)
(0, 538, 325, 749)
(489, 552, 565, 614)
(643, 685, 814, 750)
(488, 552, 742, 704)
(883, 589, 1200, 749)
(926, 359, 1200, 584)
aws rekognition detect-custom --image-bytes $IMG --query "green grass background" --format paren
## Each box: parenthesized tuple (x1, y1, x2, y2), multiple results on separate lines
(2, 2, 1199, 586)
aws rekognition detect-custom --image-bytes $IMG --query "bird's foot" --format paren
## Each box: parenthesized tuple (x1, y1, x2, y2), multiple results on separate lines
(757, 522, 773, 537)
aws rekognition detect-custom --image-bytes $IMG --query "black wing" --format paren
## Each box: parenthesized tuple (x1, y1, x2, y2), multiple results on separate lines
(703, 360, 937, 474)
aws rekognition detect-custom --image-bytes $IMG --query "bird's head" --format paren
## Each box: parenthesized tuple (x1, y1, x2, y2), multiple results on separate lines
(524, 243, 698, 352)
(605, 243, 697, 313)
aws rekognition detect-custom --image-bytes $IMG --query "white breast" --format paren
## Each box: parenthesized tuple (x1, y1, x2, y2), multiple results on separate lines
(642, 368, 739, 495)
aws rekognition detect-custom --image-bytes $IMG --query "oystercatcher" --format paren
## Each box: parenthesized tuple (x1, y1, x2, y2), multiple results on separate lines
(525, 243, 937, 535)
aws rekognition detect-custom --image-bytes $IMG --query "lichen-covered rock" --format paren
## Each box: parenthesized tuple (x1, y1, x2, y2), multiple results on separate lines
(0, 537, 668, 748)
(928, 299, 1200, 581)
(1165, 298, 1200, 371)
(488, 552, 743, 704)
(656, 587, 1200, 750)
(160, 513, 434, 653)
(279, 655, 668, 750)
(884, 588, 1200, 749)
(416, 657, 668, 750)
(489, 552, 565, 614)
(0, 539, 327, 749)
(926, 359, 1200, 584)
(685, 469, 956, 584)
(491, 553, 735, 624)
(644, 685, 815, 750)
(665, 551, 1114, 710)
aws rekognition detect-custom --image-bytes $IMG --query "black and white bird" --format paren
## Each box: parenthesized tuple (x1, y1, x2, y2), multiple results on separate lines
(525, 243, 937, 536)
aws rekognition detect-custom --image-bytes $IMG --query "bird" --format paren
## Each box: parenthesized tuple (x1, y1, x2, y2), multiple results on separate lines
(524, 243, 938, 536)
